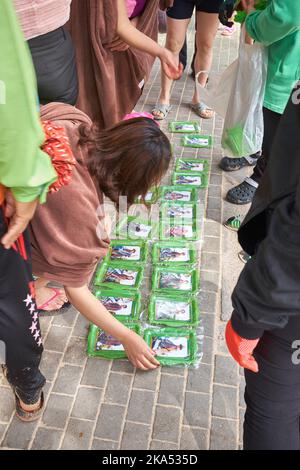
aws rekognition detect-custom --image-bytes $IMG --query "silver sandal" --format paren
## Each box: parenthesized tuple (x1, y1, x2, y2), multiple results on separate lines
(152, 103, 172, 121)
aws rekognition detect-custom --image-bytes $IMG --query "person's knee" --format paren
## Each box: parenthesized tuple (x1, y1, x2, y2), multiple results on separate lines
(196, 40, 213, 57)
(166, 36, 185, 54)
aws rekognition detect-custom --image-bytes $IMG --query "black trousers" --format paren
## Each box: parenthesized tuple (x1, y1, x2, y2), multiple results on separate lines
(251, 107, 282, 184)
(244, 314, 300, 449)
(28, 26, 78, 105)
(0, 208, 45, 404)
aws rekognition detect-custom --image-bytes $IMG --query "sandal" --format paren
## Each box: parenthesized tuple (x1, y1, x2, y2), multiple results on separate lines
(191, 102, 214, 120)
(223, 215, 242, 231)
(1, 365, 45, 422)
(238, 250, 251, 264)
(219, 155, 259, 172)
(37, 287, 69, 313)
(151, 103, 172, 121)
(226, 178, 258, 205)
(221, 25, 236, 37)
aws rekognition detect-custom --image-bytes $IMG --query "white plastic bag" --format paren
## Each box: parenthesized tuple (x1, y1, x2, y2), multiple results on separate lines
(197, 26, 267, 157)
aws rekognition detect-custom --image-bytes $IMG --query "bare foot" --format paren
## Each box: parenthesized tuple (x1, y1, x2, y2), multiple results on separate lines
(36, 286, 67, 311)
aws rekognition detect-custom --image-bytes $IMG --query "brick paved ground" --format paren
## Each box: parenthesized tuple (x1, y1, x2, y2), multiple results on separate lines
(0, 23, 250, 450)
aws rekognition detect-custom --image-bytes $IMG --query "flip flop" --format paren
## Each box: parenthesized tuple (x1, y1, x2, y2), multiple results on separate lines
(37, 287, 69, 312)
(152, 103, 172, 121)
(191, 102, 214, 120)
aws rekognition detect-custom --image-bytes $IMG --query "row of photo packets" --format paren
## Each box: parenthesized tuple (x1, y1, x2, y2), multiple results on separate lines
(88, 240, 201, 366)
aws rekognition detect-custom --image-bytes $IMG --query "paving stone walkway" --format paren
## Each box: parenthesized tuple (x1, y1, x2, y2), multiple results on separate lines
(0, 22, 250, 450)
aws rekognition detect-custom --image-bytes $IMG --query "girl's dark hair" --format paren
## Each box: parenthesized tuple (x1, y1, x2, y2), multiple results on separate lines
(79, 118, 172, 206)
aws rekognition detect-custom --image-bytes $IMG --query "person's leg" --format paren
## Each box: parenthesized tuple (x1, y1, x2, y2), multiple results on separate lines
(179, 37, 188, 71)
(28, 26, 78, 105)
(0, 209, 45, 414)
(250, 108, 282, 184)
(35, 277, 68, 311)
(152, 0, 192, 119)
(226, 108, 282, 204)
(243, 386, 300, 450)
(192, 11, 220, 104)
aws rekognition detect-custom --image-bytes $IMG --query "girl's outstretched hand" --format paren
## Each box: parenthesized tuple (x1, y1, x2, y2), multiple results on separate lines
(122, 330, 160, 370)
(160, 48, 184, 80)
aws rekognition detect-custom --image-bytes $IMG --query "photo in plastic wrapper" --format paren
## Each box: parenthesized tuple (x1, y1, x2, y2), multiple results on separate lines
(116, 216, 157, 240)
(161, 185, 198, 203)
(181, 134, 213, 148)
(152, 266, 199, 294)
(87, 323, 141, 358)
(152, 241, 197, 266)
(144, 328, 198, 366)
(105, 239, 148, 264)
(160, 219, 200, 241)
(172, 172, 209, 189)
(94, 262, 144, 289)
(175, 158, 210, 173)
(169, 121, 200, 133)
(94, 287, 141, 322)
(160, 202, 197, 221)
(148, 293, 199, 327)
(136, 187, 161, 204)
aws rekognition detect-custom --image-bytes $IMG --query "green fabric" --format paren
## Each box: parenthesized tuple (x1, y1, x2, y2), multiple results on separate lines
(0, 0, 57, 203)
(246, 0, 300, 114)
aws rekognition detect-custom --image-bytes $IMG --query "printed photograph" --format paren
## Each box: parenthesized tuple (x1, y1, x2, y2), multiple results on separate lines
(96, 331, 124, 352)
(151, 336, 189, 358)
(159, 247, 190, 262)
(111, 245, 141, 261)
(165, 225, 194, 239)
(164, 190, 192, 202)
(165, 205, 194, 219)
(155, 300, 190, 322)
(101, 296, 133, 316)
(128, 221, 152, 238)
(104, 268, 138, 286)
(174, 175, 202, 186)
(178, 160, 205, 172)
(159, 272, 192, 290)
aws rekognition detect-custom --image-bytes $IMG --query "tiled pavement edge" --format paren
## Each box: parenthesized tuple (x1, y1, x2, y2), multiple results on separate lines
(0, 24, 246, 450)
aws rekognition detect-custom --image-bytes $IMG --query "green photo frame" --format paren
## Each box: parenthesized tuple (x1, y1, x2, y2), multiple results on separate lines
(161, 185, 198, 203)
(160, 201, 197, 222)
(181, 134, 213, 148)
(159, 219, 200, 241)
(169, 121, 200, 134)
(144, 328, 198, 366)
(94, 287, 141, 323)
(172, 172, 209, 189)
(104, 239, 148, 264)
(94, 262, 144, 290)
(152, 266, 199, 294)
(175, 158, 210, 173)
(152, 241, 197, 266)
(116, 216, 158, 240)
(87, 323, 141, 359)
(148, 293, 200, 327)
